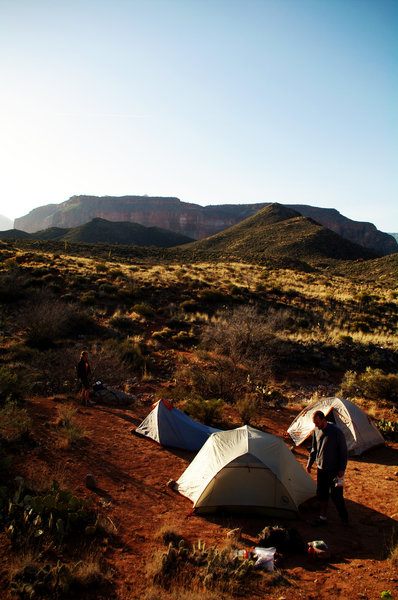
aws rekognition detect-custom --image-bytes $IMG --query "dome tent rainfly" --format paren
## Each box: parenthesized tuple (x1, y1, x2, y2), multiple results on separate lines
(175, 425, 316, 518)
(135, 399, 221, 451)
(287, 396, 385, 456)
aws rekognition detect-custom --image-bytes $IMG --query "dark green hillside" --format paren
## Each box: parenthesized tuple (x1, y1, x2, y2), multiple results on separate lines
(0, 218, 194, 248)
(183, 203, 379, 263)
(0, 228, 31, 239)
(60, 218, 194, 247)
(337, 252, 398, 284)
(34, 226, 70, 240)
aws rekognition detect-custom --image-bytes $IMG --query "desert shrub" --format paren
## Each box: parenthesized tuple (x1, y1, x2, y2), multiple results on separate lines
(177, 363, 224, 401)
(0, 366, 30, 403)
(64, 309, 97, 336)
(166, 317, 190, 330)
(360, 368, 398, 402)
(180, 299, 200, 313)
(236, 393, 259, 425)
(8, 343, 38, 362)
(152, 327, 173, 341)
(57, 404, 86, 445)
(132, 302, 155, 317)
(98, 282, 118, 296)
(198, 289, 231, 304)
(10, 556, 106, 598)
(104, 337, 147, 371)
(0, 271, 28, 302)
(22, 294, 96, 348)
(148, 537, 254, 594)
(4, 257, 18, 270)
(253, 383, 286, 407)
(27, 347, 80, 397)
(80, 291, 97, 305)
(95, 261, 108, 272)
(70, 274, 87, 288)
(340, 368, 398, 403)
(183, 397, 224, 425)
(339, 370, 360, 398)
(349, 318, 371, 333)
(201, 305, 278, 382)
(0, 399, 31, 441)
(171, 331, 198, 347)
(108, 314, 136, 331)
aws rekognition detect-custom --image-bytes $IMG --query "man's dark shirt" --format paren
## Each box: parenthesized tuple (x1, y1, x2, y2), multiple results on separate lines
(307, 422, 348, 472)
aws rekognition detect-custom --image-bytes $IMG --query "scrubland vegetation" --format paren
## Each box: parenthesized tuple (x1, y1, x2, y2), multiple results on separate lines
(0, 238, 397, 598)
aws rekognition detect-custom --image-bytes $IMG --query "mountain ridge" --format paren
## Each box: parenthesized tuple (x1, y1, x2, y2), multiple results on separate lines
(13, 195, 397, 256)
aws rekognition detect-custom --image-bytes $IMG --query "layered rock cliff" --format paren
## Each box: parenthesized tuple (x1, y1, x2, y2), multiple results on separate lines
(14, 195, 397, 256)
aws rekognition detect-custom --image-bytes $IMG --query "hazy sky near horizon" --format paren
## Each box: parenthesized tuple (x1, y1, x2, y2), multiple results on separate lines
(1, 0, 397, 232)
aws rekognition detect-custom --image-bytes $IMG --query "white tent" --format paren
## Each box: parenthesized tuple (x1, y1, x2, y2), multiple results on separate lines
(175, 425, 316, 518)
(135, 399, 221, 451)
(287, 396, 385, 456)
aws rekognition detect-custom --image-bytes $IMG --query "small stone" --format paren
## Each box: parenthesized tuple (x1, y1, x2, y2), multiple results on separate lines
(85, 474, 97, 489)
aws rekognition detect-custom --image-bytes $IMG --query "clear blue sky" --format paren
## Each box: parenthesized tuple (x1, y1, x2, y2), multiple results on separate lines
(1, 0, 397, 232)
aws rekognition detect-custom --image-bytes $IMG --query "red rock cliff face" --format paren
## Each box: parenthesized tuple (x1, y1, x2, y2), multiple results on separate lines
(14, 195, 397, 256)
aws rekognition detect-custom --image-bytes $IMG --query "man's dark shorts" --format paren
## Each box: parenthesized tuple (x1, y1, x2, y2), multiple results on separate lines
(316, 468, 338, 502)
(79, 377, 90, 390)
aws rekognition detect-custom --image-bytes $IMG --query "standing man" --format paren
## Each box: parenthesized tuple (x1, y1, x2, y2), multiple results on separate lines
(77, 350, 92, 406)
(306, 410, 349, 526)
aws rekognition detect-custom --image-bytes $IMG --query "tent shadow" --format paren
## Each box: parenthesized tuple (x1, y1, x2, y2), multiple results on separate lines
(94, 405, 143, 426)
(349, 443, 398, 466)
(199, 498, 397, 565)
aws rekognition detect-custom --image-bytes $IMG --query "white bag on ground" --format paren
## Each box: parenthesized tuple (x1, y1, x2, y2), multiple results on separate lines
(253, 547, 276, 571)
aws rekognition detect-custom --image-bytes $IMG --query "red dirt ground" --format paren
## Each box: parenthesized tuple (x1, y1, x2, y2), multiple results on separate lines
(1, 394, 397, 600)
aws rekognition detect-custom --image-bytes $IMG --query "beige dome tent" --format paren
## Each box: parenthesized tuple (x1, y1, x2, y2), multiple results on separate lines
(175, 425, 316, 518)
(287, 397, 385, 456)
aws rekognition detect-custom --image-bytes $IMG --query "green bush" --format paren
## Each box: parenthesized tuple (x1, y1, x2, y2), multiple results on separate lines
(179, 299, 200, 313)
(360, 368, 398, 402)
(58, 404, 86, 445)
(23, 295, 96, 348)
(132, 302, 155, 317)
(0, 366, 30, 403)
(104, 337, 147, 370)
(198, 289, 231, 304)
(376, 419, 398, 441)
(109, 315, 135, 331)
(0, 272, 28, 302)
(152, 327, 173, 340)
(236, 394, 259, 425)
(183, 397, 224, 425)
(80, 291, 96, 305)
(0, 399, 31, 441)
(171, 331, 198, 347)
(340, 368, 398, 402)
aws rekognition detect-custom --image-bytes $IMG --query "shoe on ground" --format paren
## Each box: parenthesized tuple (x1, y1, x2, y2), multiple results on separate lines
(311, 518, 328, 527)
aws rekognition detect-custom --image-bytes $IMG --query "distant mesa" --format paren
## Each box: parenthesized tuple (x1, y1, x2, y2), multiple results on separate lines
(13, 194, 397, 256)
(0, 217, 194, 248)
